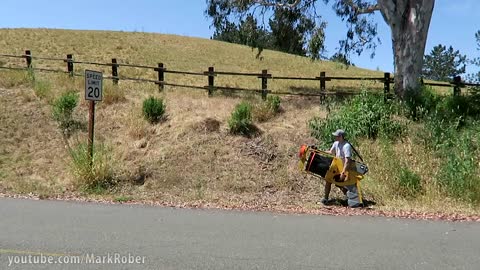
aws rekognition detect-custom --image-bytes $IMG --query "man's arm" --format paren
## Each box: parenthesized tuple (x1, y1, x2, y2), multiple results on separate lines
(341, 157, 351, 175)
(328, 142, 336, 155)
(341, 143, 353, 177)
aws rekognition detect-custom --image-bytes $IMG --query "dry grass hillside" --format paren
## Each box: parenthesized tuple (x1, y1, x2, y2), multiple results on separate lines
(0, 29, 478, 218)
(0, 28, 385, 92)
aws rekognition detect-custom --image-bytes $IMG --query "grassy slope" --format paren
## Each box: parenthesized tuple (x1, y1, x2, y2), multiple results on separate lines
(0, 29, 477, 216)
(0, 28, 384, 91)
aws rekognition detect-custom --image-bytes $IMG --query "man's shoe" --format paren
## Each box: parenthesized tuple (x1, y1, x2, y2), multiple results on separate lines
(319, 198, 329, 205)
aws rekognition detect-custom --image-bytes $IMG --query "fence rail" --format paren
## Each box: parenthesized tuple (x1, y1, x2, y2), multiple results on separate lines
(1, 50, 478, 101)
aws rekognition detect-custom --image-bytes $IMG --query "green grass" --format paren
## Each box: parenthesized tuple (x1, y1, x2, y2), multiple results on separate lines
(68, 142, 116, 192)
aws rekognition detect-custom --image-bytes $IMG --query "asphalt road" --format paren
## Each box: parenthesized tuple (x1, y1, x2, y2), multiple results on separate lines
(0, 198, 479, 270)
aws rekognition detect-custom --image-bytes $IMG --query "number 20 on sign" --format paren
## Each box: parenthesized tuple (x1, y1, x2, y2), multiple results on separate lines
(85, 70, 103, 101)
(85, 70, 103, 166)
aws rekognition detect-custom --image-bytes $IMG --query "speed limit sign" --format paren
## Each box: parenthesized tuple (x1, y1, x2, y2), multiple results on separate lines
(85, 70, 103, 101)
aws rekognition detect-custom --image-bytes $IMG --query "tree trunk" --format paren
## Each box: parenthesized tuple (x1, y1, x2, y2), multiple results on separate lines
(378, 0, 435, 99)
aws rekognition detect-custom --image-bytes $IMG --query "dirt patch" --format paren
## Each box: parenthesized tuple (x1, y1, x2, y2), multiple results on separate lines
(241, 136, 278, 165)
(192, 117, 221, 133)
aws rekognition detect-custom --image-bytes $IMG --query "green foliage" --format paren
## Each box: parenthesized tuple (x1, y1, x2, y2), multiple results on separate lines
(397, 167, 422, 197)
(26, 68, 36, 83)
(52, 91, 78, 129)
(69, 142, 115, 192)
(330, 52, 355, 66)
(422, 44, 467, 81)
(142, 96, 166, 124)
(307, 23, 327, 60)
(418, 94, 480, 203)
(402, 86, 440, 121)
(406, 86, 480, 128)
(207, 1, 331, 59)
(309, 91, 404, 148)
(437, 95, 480, 122)
(268, 7, 323, 57)
(229, 101, 254, 135)
(266, 95, 281, 113)
(212, 15, 273, 53)
(435, 128, 480, 203)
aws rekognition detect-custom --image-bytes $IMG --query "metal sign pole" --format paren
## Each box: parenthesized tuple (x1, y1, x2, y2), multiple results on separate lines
(85, 70, 103, 168)
(88, 100, 95, 167)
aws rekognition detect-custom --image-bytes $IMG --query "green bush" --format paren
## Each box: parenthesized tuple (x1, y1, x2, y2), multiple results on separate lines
(397, 167, 422, 197)
(402, 86, 440, 121)
(435, 127, 480, 203)
(266, 95, 281, 113)
(69, 142, 115, 192)
(229, 101, 254, 135)
(402, 86, 480, 124)
(435, 95, 480, 124)
(142, 96, 166, 124)
(309, 91, 404, 148)
(52, 92, 78, 129)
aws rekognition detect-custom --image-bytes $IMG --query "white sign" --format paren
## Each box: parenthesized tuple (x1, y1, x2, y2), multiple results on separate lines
(85, 70, 103, 101)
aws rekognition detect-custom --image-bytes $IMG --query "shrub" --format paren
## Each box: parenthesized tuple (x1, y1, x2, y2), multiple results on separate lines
(435, 94, 480, 124)
(402, 86, 440, 121)
(435, 127, 480, 203)
(52, 91, 78, 129)
(397, 167, 422, 197)
(402, 86, 480, 124)
(142, 96, 166, 124)
(266, 95, 281, 113)
(229, 101, 254, 135)
(309, 91, 404, 148)
(69, 142, 115, 192)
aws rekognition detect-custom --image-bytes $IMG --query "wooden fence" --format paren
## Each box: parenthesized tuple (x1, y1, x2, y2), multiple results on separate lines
(0, 50, 478, 101)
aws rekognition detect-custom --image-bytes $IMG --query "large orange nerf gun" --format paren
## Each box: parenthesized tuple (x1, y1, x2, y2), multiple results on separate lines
(298, 144, 369, 207)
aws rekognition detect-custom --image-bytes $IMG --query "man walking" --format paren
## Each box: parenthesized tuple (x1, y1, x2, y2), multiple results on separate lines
(320, 129, 362, 208)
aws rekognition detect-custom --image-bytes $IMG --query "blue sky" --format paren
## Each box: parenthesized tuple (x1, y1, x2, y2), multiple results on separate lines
(1, 0, 479, 75)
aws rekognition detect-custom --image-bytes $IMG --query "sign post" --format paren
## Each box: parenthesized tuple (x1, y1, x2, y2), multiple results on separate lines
(85, 70, 103, 166)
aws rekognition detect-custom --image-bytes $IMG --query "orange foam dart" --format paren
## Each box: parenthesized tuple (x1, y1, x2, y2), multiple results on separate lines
(298, 145, 307, 159)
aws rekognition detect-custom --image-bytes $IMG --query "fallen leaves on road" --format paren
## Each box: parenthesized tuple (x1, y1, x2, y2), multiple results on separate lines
(1, 192, 479, 222)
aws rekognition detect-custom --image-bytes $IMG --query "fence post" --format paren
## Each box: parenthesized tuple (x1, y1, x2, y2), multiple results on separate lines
(25, 50, 32, 69)
(208, 67, 215, 96)
(453, 75, 461, 96)
(111, 58, 119, 85)
(261, 69, 268, 100)
(320, 71, 326, 104)
(156, 63, 165, 91)
(384, 72, 391, 102)
(66, 54, 74, 77)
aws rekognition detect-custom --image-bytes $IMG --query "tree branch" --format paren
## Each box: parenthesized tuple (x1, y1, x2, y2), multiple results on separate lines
(251, 0, 303, 9)
(343, 0, 380, 14)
